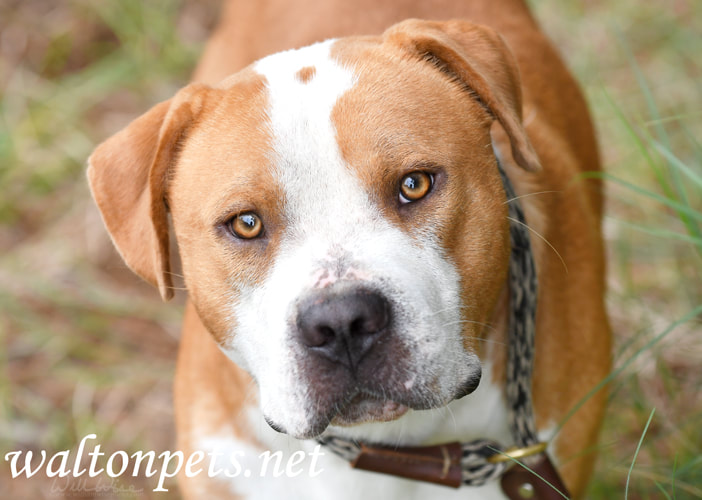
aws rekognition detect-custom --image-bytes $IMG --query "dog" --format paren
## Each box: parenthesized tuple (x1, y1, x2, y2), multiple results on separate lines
(87, 0, 611, 498)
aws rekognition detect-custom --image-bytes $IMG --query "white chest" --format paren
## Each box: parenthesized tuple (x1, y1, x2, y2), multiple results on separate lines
(196, 364, 514, 499)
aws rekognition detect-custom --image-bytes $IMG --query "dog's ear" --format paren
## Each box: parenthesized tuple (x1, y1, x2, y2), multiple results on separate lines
(87, 83, 209, 300)
(384, 19, 540, 172)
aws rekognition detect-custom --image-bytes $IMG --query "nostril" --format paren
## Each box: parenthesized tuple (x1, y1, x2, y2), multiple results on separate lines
(349, 317, 364, 336)
(313, 325, 335, 347)
(298, 324, 334, 348)
(354, 291, 390, 336)
(350, 311, 387, 337)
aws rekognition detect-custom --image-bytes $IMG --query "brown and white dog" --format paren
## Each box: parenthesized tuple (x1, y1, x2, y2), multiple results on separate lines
(88, 0, 611, 498)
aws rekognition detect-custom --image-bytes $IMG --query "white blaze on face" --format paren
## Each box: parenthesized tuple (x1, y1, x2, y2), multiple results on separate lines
(220, 40, 480, 438)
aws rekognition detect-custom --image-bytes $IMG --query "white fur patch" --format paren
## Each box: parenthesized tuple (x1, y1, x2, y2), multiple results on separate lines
(222, 40, 479, 439)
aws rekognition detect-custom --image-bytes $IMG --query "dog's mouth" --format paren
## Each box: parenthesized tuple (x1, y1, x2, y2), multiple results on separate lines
(329, 373, 481, 427)
(264, 379, 480, 439)
(263, 393, 411, 438)
(264, 369, 482, 439)
(330, 393, 410, 426)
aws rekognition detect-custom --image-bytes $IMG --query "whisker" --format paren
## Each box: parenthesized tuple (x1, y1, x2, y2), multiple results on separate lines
(425, 303, 471, 318)
(445, 399, 458, 432)
(506, 216, 569, 274)
(441, 318, 497, 334)
(441, 325, 508, 347)
(503, 190, 560, 204)
(463, 337, 508, 347)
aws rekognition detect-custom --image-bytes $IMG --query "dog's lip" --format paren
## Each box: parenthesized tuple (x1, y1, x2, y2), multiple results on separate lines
(454, 368, 482, 400)
(275, 377, 480, 438)
(330, 393, 409, 426)
(329, 370, 482, 427)
(264, 395, 408, 439)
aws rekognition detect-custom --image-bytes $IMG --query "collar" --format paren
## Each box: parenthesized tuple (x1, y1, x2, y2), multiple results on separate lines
(317, 162, 570, 499)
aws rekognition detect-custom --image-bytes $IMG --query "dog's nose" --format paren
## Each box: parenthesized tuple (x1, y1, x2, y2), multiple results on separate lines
(296, 288, 391, 369)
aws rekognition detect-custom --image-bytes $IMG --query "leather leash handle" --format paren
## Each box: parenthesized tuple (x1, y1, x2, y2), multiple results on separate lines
(351, 442, 463, 488)
(501, 453, 570, 500)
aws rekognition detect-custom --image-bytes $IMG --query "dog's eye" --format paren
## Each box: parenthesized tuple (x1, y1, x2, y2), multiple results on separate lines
(399, 171, 433, 203)
(228, 212, 263, 239)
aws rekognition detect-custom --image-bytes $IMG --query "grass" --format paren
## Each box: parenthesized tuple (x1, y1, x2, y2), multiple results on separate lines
(1, 0, 700, 498)
(529, 0, 702, 497)
(625, 408, 656, 500)
(0, 1, 211, 497)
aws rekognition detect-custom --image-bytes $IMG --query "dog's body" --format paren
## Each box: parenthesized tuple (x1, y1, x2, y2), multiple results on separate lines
(88, 0, 611, 498)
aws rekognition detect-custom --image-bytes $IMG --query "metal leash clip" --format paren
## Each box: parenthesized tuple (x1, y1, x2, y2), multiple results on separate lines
(487, 442, 548, 464)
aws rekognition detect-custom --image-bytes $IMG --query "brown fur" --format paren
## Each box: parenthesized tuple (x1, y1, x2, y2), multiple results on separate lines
(88, 1, 611, 498)
(295, 66, 317, 83)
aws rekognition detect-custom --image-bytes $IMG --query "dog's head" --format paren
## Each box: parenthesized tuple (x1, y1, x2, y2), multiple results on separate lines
(88, 20, 538, 439)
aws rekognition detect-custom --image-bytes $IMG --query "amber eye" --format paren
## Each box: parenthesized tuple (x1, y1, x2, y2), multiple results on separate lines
(399, 171, 433, 203)
(228, 212, 263, 239)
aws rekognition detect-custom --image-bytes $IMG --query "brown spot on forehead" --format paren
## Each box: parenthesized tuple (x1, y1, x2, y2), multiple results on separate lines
(295, 65, 316, 83)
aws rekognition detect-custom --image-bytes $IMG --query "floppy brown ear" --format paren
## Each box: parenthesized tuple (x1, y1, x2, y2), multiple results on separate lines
(87, 83, 209, 300)
(384, 19, 540, 172)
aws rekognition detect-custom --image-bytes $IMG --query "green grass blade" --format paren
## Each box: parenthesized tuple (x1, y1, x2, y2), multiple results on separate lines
(614, 30, 671, 150)
(613, 218, 702, 251)
(554, 305, 702, 436)
(487, 446, 570, 499)
(674, 454, 702, 476)
(600, 87, 673, 197)
(671, 454, 678, 499)
(625, 408, 656, 500)
(614, 30, 698, 237)
(649, 140, 702, 243)
(683, 125, 702, 157)
(584, 172, 702, 223)
(650, 139, 702, 191)
(655, 480, 673, 500)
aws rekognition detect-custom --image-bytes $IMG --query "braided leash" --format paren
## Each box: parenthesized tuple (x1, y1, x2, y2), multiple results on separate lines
(317, 161, 544, 487)
(500, 162, 539, 451)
